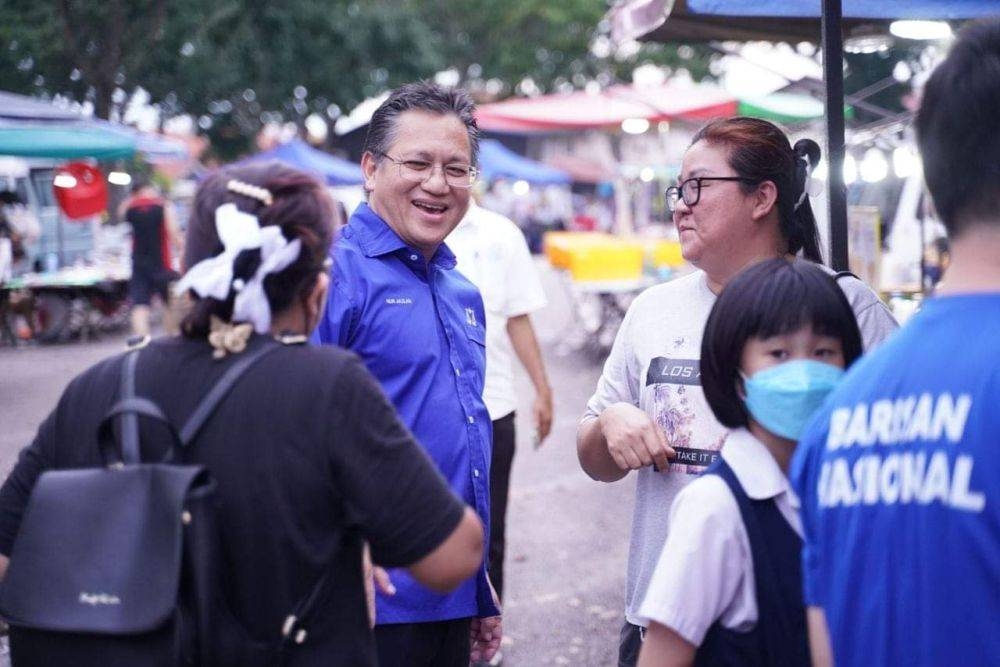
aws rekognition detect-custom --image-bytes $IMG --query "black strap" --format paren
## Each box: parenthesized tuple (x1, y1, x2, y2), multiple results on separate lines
(98, 396, 184, 466)
(119, 350, 141, 463)
(111, 341, 282, 464)
(179, 342, 282, 445)
(833, 270, 859, 282)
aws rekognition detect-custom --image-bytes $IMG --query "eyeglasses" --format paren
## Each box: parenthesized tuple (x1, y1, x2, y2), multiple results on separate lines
(665, 176, 759, 213)
(378, 152, 479, 189)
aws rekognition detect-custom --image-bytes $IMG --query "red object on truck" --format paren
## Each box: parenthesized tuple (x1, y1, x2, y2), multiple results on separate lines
(52, 162, 107, 220)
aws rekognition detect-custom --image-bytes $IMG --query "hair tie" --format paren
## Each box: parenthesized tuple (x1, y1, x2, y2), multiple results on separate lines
(176, 203, 302, 335)
(227, 179, 273, 206)
(794, 154, 812, 211)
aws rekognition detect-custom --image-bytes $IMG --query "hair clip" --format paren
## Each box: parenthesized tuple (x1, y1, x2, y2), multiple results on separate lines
(227, 179, 273, 206)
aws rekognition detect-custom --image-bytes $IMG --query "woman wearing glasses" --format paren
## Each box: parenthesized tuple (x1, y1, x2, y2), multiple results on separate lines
(577, 116, 896, 667)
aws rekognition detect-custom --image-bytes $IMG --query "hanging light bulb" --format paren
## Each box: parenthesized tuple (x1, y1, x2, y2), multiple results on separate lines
(860, 148, 889, 183)
(890, 21, 952, 41)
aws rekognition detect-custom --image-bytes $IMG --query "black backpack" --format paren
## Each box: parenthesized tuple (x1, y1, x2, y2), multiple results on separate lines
(0, 342, 333, 666)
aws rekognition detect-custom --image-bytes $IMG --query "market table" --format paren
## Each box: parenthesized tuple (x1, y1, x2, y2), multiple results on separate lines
(1, 265, 130, 344)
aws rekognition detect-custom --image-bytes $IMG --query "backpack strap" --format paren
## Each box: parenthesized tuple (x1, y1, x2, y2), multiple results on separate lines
(107, 340, 283, 465)
(277, 561, 339, 651)
(179, 341, 282, 446)
(833, 270, 859, 282)
(118, 349, 141, 464)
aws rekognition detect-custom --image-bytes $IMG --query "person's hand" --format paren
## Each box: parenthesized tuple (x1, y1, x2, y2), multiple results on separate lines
(470, 576, 503, 662)
(362, 544, 396, 628)
(470, 615, 502, 663)
(599, 402, 675, 471)
(532, 388, 553, 447)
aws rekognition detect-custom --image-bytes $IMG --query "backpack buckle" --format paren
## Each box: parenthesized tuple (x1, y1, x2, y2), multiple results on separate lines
(282, 615, 307, 644)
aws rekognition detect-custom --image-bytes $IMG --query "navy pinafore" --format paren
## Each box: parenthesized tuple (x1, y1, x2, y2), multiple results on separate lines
(694, 459, 810, 667)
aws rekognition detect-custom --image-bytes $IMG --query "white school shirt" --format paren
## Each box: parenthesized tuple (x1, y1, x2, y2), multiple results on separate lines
(635, 428, 803, 646)
(446, 203, 548, 420)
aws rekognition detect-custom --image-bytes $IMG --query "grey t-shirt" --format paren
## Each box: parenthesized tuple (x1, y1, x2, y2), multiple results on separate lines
(582, 269, 898, 626)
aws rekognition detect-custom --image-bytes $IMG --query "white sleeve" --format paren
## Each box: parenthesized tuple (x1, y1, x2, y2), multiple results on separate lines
(837, 275, 898, 351)
(582, 296, 641, 420)
(635, 477, 748, 645)
(499, 223, 547, 317)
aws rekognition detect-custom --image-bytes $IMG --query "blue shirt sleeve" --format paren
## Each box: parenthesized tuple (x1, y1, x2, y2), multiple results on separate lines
(310, 269, 357, 348)
(791, 411, 829, 608)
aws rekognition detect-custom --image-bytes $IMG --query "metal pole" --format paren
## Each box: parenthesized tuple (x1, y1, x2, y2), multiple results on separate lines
(823, 0, 849, 271)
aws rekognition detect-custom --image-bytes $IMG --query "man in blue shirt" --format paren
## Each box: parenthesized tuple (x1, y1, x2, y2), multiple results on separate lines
(312, 82, 500, 666)
(791, 20, 1000, 667)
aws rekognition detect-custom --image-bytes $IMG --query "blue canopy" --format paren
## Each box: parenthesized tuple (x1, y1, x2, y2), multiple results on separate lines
(613, 0, 998, 44)
(478, 139, 570, 185)
(687, 0, 998, 19)
(241, 139, 363, 185)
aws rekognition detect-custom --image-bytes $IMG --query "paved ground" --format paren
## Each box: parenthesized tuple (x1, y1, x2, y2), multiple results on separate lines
(0, 261, 635, 665)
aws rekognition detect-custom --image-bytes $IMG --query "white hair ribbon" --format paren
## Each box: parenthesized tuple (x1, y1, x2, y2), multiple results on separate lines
(176, 203, 302, 334)
(794, 154, 812, 211)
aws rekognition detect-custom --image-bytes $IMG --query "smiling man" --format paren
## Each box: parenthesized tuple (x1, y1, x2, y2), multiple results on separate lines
(311, 82, 500, 667)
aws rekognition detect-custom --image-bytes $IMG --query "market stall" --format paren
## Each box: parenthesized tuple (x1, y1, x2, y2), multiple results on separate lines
(0, 91, 139, 344)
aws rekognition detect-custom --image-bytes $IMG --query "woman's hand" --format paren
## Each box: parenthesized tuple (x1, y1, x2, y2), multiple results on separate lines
(599, 402, 675, 471)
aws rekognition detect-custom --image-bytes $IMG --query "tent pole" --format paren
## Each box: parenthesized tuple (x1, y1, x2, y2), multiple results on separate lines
(822, 0, 849, 271)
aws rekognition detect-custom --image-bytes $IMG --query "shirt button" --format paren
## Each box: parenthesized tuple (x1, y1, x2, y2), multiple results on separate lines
(454, 367, 461, 376)
(474, 469, 481, 478)
(409, 254, 419, 261)
(467, 416, 475, 424)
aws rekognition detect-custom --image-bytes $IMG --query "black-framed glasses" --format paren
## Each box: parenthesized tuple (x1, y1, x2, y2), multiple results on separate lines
(377, 152, 479, 189)
(665, 176, 759, 213)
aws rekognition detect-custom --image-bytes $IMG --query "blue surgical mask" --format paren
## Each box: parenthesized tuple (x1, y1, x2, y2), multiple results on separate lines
(741, 359, 844, 440)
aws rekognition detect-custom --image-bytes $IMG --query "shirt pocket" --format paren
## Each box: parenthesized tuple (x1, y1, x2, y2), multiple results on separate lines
(464, 324, 487, 388)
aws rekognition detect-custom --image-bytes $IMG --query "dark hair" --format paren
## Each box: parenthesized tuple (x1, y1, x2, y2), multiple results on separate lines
(130, 175, 152, 194)
(700, 258, 863, 429)
(692, 117, 822, 262)
(180, 161, 334, 338)
(916, 19, 1000, 236)
(363, 81, 480, 166)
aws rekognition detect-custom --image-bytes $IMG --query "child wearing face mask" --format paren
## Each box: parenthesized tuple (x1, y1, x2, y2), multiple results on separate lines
(635, 258, 863, 667)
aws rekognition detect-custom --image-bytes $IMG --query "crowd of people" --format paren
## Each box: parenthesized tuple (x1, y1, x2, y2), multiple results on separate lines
(0, 17, 996, 667)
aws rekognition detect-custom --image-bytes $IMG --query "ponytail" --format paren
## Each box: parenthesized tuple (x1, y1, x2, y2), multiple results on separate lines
(789, 138, 823, 263)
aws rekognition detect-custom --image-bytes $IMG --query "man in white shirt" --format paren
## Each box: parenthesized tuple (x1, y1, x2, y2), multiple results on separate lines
(446, 201, 553, 614)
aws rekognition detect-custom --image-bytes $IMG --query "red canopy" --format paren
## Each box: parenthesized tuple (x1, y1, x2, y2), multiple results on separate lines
(476, 82, 738, 133)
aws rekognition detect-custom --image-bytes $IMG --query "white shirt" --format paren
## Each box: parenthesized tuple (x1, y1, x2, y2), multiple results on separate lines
(446, 203, 547, 420)
(635, 428, 803, 646)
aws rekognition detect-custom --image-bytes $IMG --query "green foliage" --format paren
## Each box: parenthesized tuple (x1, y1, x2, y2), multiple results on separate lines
(0, 0, 714, 145)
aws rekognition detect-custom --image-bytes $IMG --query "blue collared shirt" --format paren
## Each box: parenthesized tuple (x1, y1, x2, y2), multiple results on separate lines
(311, 203, 497, 623)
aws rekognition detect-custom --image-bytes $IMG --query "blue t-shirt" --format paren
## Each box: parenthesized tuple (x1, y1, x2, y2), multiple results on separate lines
(312, 203, 497, 623)
(792, 294, 1000, 666)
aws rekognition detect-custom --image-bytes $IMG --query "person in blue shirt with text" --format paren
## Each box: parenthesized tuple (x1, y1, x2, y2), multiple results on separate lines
(791, 19, 1000, 667)
(636, 258, 861, 666)
(311, 82, 500, 666)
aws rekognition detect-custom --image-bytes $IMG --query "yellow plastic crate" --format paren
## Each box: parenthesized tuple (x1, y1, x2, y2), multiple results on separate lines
(543, 231, 611, 270)
(650, 240, 684, 268)
(567, 241, 645, 282)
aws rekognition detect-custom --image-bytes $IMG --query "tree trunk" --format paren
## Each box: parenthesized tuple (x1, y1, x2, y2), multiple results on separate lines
(93, 81, 114, 120)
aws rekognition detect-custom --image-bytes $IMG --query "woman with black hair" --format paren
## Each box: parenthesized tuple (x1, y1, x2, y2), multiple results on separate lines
(636, 258, 862, 666)
(577, 117, 896, 666)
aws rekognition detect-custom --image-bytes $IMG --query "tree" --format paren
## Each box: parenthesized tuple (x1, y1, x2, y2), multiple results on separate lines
(0, 0, 714, 149)
(0, 0, 205, 119)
